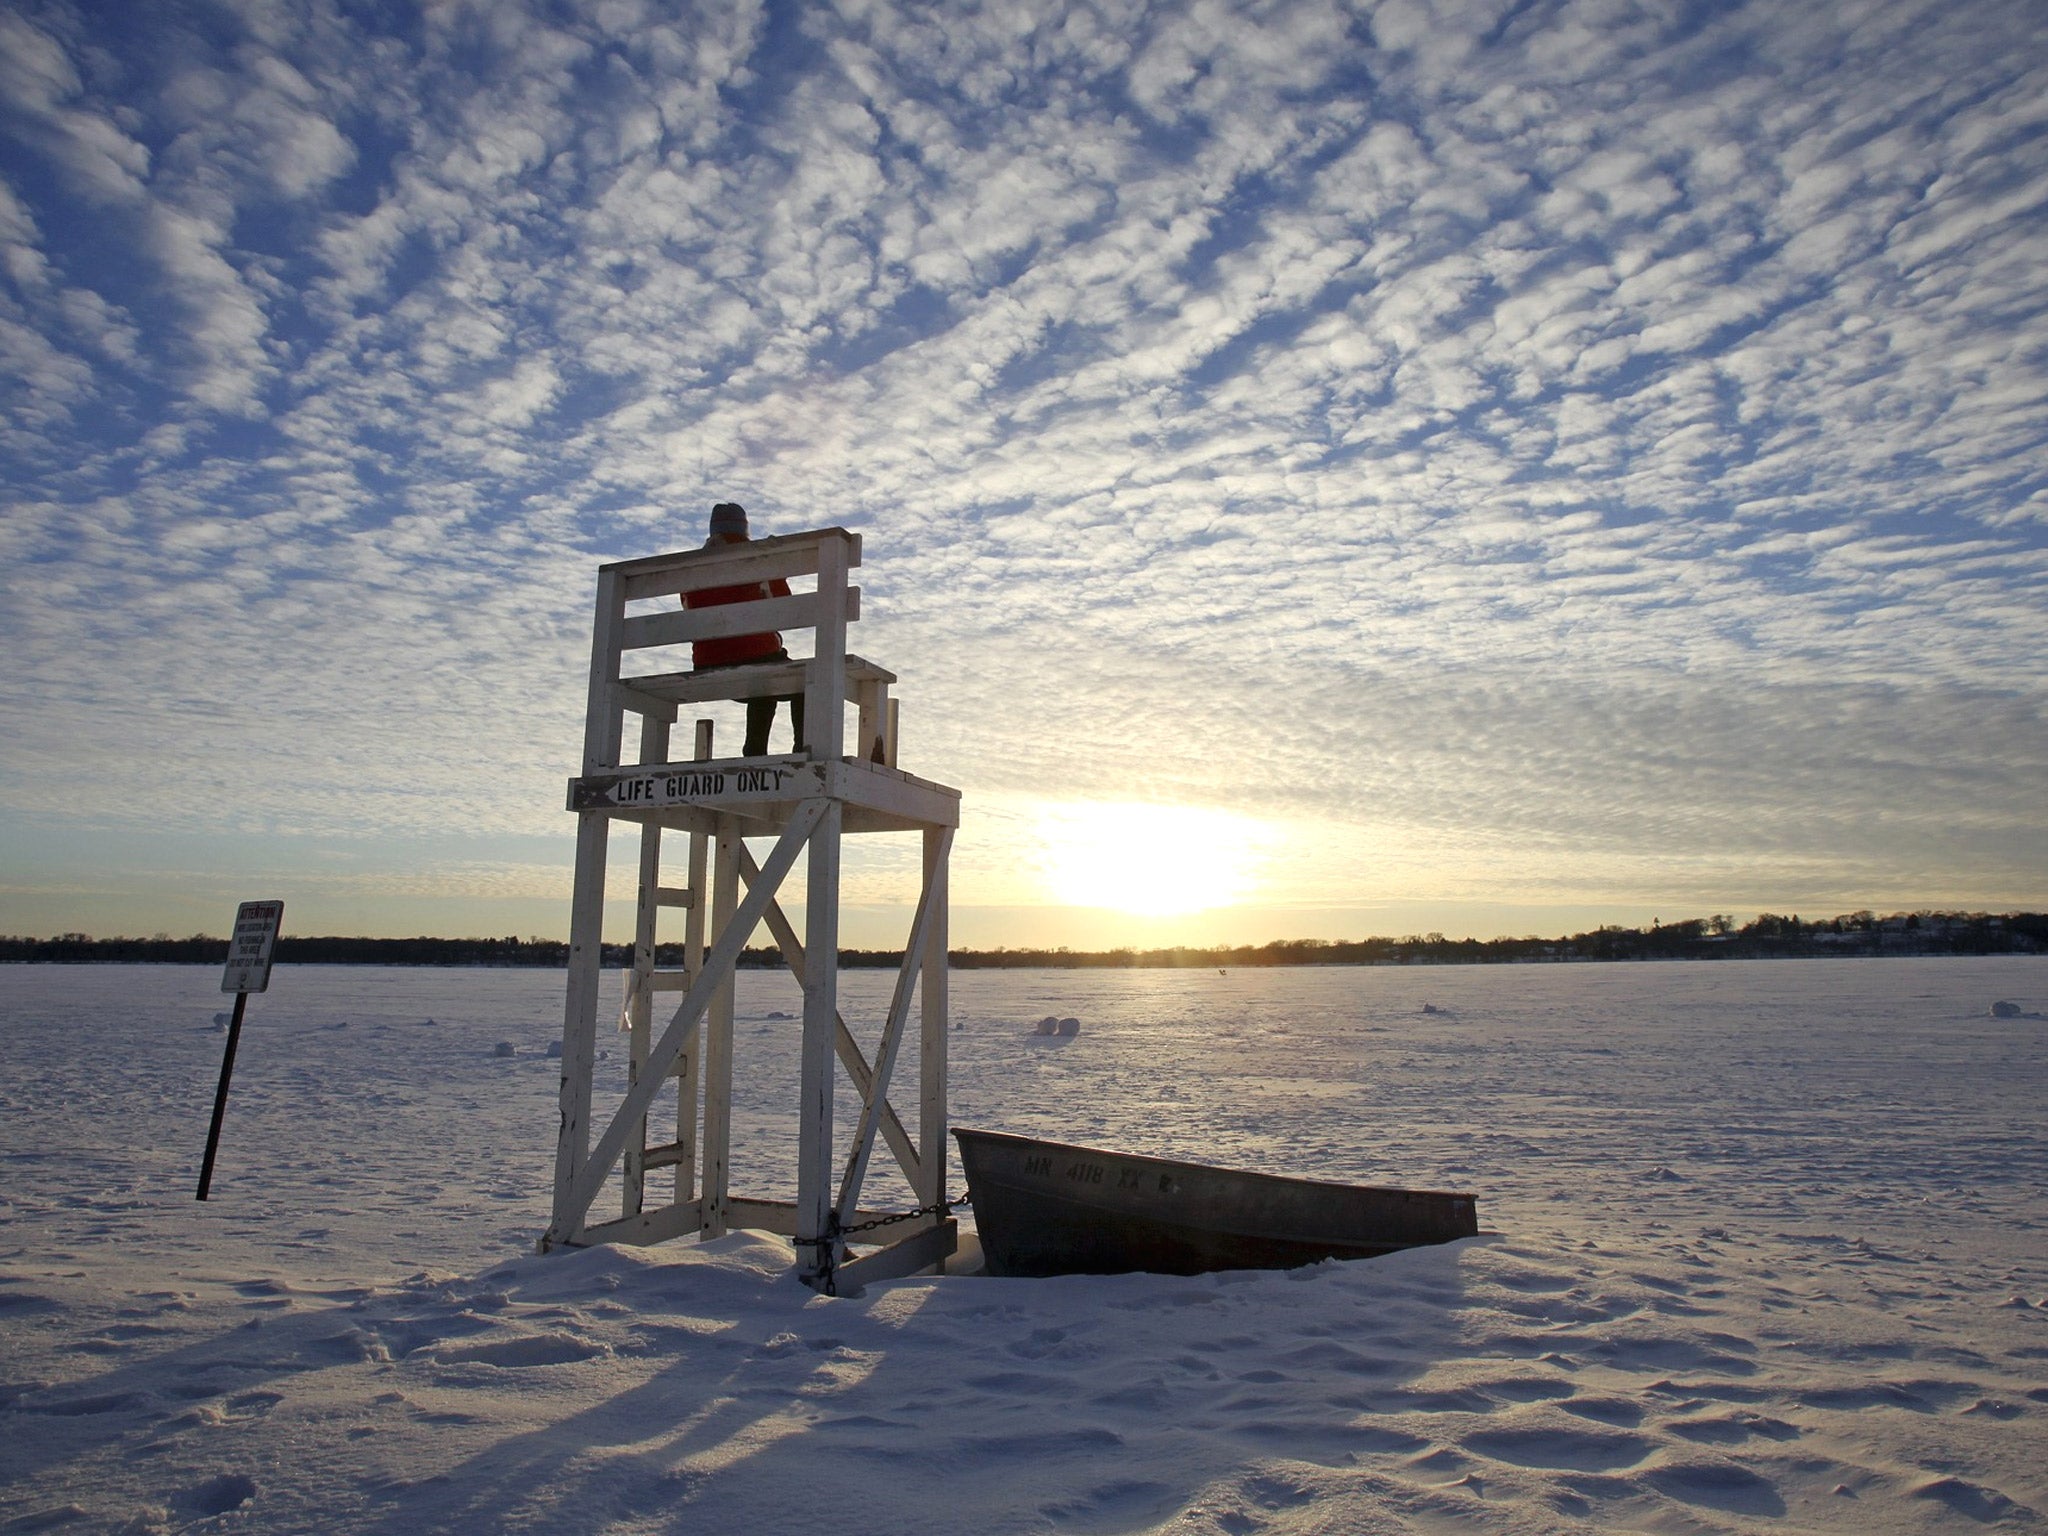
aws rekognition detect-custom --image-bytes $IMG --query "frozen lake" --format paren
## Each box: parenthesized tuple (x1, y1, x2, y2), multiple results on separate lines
(3, 958, 2045, 1532)
(4, 958, 2041, 1276)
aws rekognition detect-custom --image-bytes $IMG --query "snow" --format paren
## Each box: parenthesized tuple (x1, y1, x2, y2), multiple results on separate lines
(3, 957, 2045, 1533)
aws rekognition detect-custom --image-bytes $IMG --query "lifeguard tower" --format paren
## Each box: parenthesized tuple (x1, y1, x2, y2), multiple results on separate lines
(542, 526, 961, 1293)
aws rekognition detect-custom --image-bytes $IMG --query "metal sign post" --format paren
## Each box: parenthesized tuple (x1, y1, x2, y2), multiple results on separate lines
(196, 900, 284, 1201)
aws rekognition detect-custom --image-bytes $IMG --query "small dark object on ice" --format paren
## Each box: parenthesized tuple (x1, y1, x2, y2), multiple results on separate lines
(1056, 1016, 1080, 1037)
(545, 1040, 563, 1059)
(1991, 999, 2042, 1019)
(493, 1041, 517, 1058)
(1033, 1015, 1059, 1035)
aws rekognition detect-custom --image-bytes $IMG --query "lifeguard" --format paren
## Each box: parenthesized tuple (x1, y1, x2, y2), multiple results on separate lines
(686, 502, 803, 756)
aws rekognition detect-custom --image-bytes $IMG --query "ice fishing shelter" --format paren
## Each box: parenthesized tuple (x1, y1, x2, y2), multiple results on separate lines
(542, 527, 961, 1292)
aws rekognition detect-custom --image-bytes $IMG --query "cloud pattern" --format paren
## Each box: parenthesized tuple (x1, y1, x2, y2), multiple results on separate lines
(1, 0, 2044, 936)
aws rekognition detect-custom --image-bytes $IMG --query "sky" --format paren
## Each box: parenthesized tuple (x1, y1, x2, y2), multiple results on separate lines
(1, 0, 2044, 952)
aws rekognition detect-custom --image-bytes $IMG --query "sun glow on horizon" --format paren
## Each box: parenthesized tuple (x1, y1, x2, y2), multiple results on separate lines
(1035, 802, 1275, 917)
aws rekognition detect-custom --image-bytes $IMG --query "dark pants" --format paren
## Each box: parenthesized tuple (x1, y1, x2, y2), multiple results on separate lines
(744, 691, 805, 757)
(697, 650, 805, 757)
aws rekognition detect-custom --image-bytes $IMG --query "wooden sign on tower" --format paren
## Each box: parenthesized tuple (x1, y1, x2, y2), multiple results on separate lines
(541, 526, 961, 1294)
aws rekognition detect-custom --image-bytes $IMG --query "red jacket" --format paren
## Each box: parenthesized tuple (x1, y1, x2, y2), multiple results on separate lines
(686, 576, 791, 668)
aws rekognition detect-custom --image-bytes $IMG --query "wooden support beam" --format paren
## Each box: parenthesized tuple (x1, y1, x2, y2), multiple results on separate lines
(548, 566, 626, 1247)
(582, 568, 627, 776)
(806, 538, 849, 761)
(654, 885, 695, 908)
(624, 707, 673, 1218)
(735, 843, 922, 1189)
(836, 826, 954, 1224)
(617, 683, 680, 720)
(638, 1140, 691, 1171)
(919, 822, 950, 1215)
(572, 1198, 704, 1250)
(856, 677, 888, 763)
(621, 588, 859, 652)
(833, 1220, 958, 1295)
(555, 798, 824, 1237)
(617, 655, 894, 707)
(569, 757, 958, 833)
(612, 528, 859, 603)
(678, 720, 712, 1205)
(700, 813, 740, 1238)
(795, 797, 844, 1284)
(622, 544, 822, 603)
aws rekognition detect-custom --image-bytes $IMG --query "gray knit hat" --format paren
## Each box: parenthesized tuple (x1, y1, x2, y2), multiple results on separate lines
(708, 502, 749, 538)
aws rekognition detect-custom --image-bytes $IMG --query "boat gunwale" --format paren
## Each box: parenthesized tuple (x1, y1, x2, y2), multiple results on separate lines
(954, 1126, 1479, 1206)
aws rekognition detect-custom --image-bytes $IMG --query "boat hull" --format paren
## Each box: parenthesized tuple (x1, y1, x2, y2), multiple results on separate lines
(955, 1127, 1478, 1279)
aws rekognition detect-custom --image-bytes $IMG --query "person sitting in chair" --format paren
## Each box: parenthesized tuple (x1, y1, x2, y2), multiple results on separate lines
(687, 502, 804, 757)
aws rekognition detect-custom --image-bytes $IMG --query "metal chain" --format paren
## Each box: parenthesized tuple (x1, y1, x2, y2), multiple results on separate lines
(835, 1190, 972, 1237)
(791, 1190, 973, 1296)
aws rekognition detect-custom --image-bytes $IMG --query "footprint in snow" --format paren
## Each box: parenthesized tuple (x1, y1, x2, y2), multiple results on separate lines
(433, 1332, 606, 1368)
(177, 1473, 256, 1517)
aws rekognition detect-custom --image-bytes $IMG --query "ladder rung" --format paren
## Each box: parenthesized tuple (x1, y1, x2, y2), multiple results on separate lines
(647, 970, 696, 992)
(640, 1141, 691, 1170)
(655, 886, 696, 909)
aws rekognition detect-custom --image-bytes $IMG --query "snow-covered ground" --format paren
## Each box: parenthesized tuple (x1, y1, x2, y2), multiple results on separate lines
(2, 957, 2044, 1533)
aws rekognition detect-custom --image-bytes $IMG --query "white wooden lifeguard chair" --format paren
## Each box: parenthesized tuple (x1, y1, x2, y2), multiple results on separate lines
(542, 526, 962, 1293)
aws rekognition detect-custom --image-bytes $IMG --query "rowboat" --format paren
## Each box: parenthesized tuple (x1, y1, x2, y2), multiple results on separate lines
(954, 1127, 1478, 1279)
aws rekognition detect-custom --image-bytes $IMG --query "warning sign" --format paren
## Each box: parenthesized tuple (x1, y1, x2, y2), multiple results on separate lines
(221, 900, 284, 994)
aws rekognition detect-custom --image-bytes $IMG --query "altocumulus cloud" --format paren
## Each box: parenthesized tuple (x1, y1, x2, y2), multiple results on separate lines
(0, 0, 2043, 938)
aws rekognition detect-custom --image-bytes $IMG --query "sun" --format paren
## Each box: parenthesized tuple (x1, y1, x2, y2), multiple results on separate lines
(1036, 802, 1273, 917)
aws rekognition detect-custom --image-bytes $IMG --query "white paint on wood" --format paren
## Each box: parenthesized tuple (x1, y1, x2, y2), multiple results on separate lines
(570, 758, 814, 813)
(558, 797, 823, 1233)
(636, 1139, 692, 1171)
(610, 527, 858, 602)
(806, 537, 849, 762)
(835, 825, 953, 1225)
(616, 655, 894, 707)
(583, 568, 626, 775)
(572, 1198, 704, 1250)
(677, 718, 712, 1206)
(569, 757, 959, 832)
(624, 708, 671, 1218)
(699, 812, 742, 1238)
(619, 587, 859, 652)
(795, 797, 843, 1283)
(833, 1219, 958, 1294)
(856, 677, 887, 763)
(920, 823, 951, 1220)
(822, 759, 961, 829)
(549, 809, 610, 1246)
(734, 841, 923, 1189)
(616, 683, 679, 720)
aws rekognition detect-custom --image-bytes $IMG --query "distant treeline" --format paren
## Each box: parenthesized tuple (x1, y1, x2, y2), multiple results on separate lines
(4, 910, 2044, 969)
